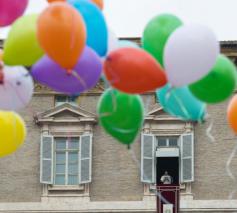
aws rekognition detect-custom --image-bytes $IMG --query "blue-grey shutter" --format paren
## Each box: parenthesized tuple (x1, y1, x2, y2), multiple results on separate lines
(40, 135, 54, 184)
(180, 133, 194, 183)
(79, 134, 92, 184)
(141, 134, 155, 183)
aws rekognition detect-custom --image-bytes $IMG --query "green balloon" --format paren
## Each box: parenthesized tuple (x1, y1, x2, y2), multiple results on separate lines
(142, 14, 183, 67)
(189, 55, 237, 104)
(3, 14, 44, 66)
(98, 89, 144, 145)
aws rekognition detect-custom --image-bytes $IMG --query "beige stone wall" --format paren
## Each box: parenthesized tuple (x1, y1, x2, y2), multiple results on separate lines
(0, 94, 54, 202)
(192, 97, 237, 200)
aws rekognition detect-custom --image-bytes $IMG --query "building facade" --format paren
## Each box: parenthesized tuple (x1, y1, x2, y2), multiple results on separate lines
(0, 40, 237, 212)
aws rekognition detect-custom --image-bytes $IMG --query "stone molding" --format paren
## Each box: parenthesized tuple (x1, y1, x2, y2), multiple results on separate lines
(0, 199, 237, 212)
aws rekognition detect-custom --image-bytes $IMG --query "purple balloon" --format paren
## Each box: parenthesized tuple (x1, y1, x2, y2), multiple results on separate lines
(32, 47, 102, 95)
(0, 0, 29, 27)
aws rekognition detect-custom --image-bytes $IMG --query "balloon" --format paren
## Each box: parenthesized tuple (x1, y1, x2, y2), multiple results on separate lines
(0, 0, 28, 27)
(157, 84, 206, 121)
(0, 111, 26, 157)
(164, 24, 220, 87)
(0, 66, 33, 111)
(32, 47, 102, 95)
(90, 0, 103, 10)
(37, 3, 86, 70)
(142, 14, 183, 67)
(106, 30, 119, 54)
(48, 0, 66, 3)
(3, 14, 44, 66)
(227, 95, 237, 133)
(104, 48, 167, 94)
(0, 50, 3, 62)
(68, 0, 107, 57)
(118, 40, 140, 49)
(98, 89, 144, 145)
(189, 55, 237, 104)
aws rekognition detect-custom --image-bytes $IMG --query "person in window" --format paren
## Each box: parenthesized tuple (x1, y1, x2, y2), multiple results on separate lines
(160, 171, 172, 185)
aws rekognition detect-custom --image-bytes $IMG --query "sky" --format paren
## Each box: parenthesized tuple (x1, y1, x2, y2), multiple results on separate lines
(1, 0, 237, 40)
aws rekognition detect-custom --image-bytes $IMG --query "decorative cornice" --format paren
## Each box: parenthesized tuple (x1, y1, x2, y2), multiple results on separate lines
(35, 103, 97, 124)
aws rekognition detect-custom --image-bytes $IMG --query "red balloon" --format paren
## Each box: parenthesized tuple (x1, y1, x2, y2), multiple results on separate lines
(104, 48, 167, 94)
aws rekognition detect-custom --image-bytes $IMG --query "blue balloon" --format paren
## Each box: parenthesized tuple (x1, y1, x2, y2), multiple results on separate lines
(118, 40, 140, 49)
(68, 0, 108, 56)
(156, 84, 206, 121)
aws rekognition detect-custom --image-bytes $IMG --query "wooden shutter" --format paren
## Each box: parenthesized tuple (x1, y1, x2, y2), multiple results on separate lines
(180, 133, 194, 183)
(40, 135, 54, 184)
(79, 134, 92, 184)
(141, 134, 156, 183)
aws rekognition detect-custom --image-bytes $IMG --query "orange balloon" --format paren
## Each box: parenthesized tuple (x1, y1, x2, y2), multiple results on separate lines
(37, 3, 86, 70)
(104, 48, 167, 94)
(47, 0, 66, 3)
(227, 95, 237, 133)
(92, 0, 104, 10)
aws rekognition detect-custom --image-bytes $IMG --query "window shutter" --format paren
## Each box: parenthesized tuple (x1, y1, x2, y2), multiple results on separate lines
(180, 133, 194, 183)
(141, 134, 156, 183)
(79, 134, 92, 184)
(40, 135, 54, 184)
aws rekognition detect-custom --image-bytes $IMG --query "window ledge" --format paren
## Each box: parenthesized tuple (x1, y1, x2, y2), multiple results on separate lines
(48, 185, 84, 191)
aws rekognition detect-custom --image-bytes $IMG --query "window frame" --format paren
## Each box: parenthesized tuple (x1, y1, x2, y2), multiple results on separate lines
(53, 137, 80, 186)
(55, 95, 78, 107)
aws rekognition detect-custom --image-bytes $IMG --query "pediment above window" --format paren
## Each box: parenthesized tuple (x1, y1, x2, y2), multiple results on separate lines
(35, 103, 97, 124)
(146, 104, 182, 122)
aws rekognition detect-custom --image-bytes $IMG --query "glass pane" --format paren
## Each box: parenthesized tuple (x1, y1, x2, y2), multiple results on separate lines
(157, 137, 167, 147)
(55, 175, 65, 185)
(169, 137, 178, 147)
(68, 138, 79, 149)
(55, 138, 66, 150)
(68, 152, 78, 163)
(68, 164, 78, 174)
(56, 152, 66, 164)
(68, 96, 77, 102)
(68, 175, 78, 185)
(56, 96, 67, 102)
(56, 164, 65, 174)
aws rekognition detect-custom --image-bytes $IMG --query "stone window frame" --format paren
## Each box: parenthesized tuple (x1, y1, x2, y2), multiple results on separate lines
(143, 107, 194, 200)
(35, 103, 97, 197)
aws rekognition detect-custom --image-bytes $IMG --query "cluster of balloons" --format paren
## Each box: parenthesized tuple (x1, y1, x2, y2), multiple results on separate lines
(1, 0, 237, 154)
(142, 14, 237, 125)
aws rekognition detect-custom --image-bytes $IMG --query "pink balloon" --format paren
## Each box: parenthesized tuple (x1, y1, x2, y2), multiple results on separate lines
(0, 0, 29, 27)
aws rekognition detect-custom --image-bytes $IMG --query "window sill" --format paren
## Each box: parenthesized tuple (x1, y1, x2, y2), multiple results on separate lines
(48, 185, 85, 191)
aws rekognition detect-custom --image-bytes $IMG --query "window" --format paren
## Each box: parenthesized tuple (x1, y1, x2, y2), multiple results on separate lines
(157, 136, 179, 147)
(55, 95, 78, 107)
(141, 133, 194, 184)
(54, 137, 79, 185)
(40, 134, 92, 186)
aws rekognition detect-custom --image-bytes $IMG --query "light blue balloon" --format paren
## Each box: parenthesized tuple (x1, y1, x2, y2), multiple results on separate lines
(156, 84, 206, 121)
(118, 40, 140, 49)
(68, 0, 108, 56)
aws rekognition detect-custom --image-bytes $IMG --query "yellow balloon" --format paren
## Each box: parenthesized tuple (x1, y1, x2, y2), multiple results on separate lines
(0, 111, 26, 157)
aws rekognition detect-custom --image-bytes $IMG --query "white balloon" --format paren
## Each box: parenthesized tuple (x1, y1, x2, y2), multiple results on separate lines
(107, 29, 120, 53)
(0, 66, 33, 111)
(164, 24, 220, 87)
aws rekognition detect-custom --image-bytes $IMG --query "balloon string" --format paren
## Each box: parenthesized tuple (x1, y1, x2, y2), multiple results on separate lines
(226, 140, 237, 199)
(71, 70, 88, 89)
(172, 92, 191, 120)
(98, 89, 117, 118)
(128, 146, 170, 204)
(204, 113, 215, 143)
